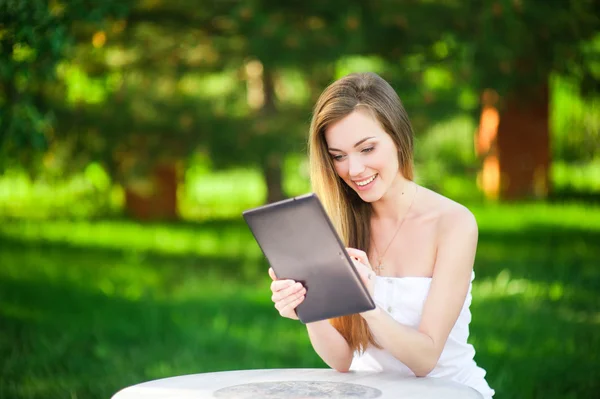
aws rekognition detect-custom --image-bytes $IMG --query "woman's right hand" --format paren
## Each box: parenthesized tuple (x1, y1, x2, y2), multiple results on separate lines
(269, 267, 307, 320)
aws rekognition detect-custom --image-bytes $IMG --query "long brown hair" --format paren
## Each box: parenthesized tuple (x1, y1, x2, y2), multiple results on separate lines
(307, 72, 415, 353)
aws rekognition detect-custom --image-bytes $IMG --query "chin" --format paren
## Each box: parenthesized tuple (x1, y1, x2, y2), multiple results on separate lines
(356, 190, 384, 203)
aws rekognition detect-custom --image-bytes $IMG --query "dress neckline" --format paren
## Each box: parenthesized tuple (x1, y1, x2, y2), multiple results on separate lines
(375, 275, 432, 280)
(375, 270, 475, 282)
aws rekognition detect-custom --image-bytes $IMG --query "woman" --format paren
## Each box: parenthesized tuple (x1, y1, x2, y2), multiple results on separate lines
(269, 72, 494, 398)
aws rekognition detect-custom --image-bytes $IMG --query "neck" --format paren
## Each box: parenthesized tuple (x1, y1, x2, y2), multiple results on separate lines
(371, 175, 414, 222)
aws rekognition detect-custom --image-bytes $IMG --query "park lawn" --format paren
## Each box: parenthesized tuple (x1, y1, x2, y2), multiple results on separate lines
(0, 202, 599, 399)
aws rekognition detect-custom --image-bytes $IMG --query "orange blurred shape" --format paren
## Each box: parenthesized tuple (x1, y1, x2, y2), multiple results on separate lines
(477, 107, 499, 154)
(477, 89, 499, 155)
(92, 31, 106, 48)
(479, 155, 500, 200)
(477, 89, 500, 199)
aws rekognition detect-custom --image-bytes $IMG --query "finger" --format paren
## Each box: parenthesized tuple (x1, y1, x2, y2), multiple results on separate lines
(273, 285, 306, 309)
(346, 247, 367, 260)
(270, 279, 295, 293)
(276, 291, 306, 319)
(268, 267, 277, 281)
(271, 282, 304, 303)
(275, 286, 306, 311)
(346, 248, 371, 268)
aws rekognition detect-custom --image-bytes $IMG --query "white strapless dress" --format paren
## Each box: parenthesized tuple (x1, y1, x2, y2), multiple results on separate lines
(350, 272, 495, 399)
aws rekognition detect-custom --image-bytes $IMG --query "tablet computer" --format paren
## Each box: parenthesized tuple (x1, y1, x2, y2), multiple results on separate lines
(242, 193, 375, 324)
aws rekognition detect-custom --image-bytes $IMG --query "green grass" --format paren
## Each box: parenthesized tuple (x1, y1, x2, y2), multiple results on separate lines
(1, 202, 599, 399)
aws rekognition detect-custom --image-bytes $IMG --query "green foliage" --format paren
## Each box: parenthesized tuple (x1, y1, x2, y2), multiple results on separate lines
(0, 0, 129, 172)
(2, 82, 600, 221)
(461, 0, 600, 95)
(4, 0, 598, 185)
(551, 74, 600, 163)
(0, 168, 120, 219)
(1, 202, 599, 398)
(181, 166, 266, 220)
(413, 115, 482, 202)
(552, 160, 600, 193)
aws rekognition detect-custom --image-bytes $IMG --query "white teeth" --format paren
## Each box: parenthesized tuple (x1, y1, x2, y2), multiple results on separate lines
(356, 174, 377, 186)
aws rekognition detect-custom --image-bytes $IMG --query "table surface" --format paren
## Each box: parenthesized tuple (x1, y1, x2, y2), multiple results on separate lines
(112, 368, 483, 399)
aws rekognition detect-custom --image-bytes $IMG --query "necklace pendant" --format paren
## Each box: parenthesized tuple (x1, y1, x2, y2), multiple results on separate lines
(376, 263, 384, 274)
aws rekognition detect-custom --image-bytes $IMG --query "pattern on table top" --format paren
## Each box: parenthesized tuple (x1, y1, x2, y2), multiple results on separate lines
(213, 381, 382, 399)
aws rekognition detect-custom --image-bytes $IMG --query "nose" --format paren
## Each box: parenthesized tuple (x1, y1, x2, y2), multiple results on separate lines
(348, 154, 365, 178)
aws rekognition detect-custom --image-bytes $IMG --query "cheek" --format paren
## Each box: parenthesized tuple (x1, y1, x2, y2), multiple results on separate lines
(333, 161, 347, 177)
(383, 148, 400, 171)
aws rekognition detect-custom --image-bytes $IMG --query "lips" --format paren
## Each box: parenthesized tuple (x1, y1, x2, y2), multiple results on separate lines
(352, 173, 378, 191)
(355, 174, 377, 186)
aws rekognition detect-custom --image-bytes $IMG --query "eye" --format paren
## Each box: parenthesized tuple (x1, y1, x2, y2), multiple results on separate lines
(332, 154, 345, 161)
(361, 146, 375, 154)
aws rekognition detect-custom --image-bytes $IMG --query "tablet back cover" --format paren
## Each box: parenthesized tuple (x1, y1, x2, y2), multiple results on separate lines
(243, 193, 375, 323)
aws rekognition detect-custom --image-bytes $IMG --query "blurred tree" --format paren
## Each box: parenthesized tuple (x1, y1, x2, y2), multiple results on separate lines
(4, 0, 598, 220)
(462, 0, 600, 200)
(0, 0, 128, 174)
(349, 0, 599, 199)
(51, 0, 371, 214)
(218, 0, 368, 203)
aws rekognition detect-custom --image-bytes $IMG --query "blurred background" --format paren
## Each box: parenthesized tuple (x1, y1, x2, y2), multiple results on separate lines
(1, 1, 599, 398)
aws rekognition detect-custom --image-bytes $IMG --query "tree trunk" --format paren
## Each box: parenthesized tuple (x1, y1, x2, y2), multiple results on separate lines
(124, 162, 179, 221)
(497, 83, 550, 200)
(477, 84, 550, 200)
(262, 153, 285, 204)
(259, 64, 285, 203)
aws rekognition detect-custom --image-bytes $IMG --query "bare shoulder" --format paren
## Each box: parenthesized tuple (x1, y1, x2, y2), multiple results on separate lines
(417, 185, 478, 237)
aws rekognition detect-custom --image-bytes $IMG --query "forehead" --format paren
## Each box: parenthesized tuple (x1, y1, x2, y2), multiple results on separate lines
(324, 109, 387, 149)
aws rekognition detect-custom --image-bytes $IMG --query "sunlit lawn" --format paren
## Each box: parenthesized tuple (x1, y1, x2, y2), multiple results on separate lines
(1, 202, 599, 399)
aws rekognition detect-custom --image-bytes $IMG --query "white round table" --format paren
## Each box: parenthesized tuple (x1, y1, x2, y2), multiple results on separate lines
(112, 368, 483, 399)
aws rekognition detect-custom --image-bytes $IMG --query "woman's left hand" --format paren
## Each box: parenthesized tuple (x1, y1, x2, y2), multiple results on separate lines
(346, 247, 376, 298)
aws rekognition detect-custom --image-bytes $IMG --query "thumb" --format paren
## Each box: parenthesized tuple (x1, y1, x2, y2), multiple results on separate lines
(346, 248, 369, 267)
(268, 267, 278, 281)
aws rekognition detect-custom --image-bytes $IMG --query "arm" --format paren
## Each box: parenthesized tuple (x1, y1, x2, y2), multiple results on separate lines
(355, 207, 478, 377)
(306, 320, 354, 372)
(268, 268, 353, 372)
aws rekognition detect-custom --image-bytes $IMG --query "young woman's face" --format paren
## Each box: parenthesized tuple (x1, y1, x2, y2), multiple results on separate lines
(325, 109, 401, 202)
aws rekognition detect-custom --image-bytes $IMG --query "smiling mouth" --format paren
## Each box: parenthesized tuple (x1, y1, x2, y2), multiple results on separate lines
(354, 174, 378, 187)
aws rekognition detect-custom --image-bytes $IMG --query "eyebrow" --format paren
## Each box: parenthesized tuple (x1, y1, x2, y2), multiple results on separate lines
(328, 136, 376, 152)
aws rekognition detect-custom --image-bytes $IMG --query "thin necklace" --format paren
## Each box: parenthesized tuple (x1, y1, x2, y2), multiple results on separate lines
(371, 182, 418, 275)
